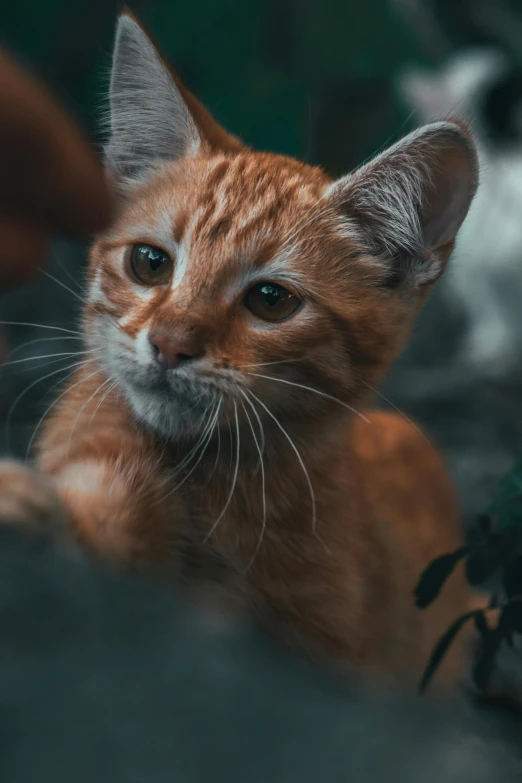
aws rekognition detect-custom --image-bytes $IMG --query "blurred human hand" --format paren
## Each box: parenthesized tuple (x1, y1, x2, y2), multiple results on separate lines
(0, 49, 113, 290)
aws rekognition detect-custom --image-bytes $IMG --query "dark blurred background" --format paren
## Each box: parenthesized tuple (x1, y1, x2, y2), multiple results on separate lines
(2, 1, 522, 780)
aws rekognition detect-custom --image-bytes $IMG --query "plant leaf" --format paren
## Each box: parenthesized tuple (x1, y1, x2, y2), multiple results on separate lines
(414, 547, 469, 609)
(465, 532, 508, 585)
(487, 459, 522, 533)
(498, 601, 522, 637)
(474, 612, 490, 639)
(473, 636, 500, 691)
(472, 612, 500, 691)
(418, 610, 477, 694)
(502, 556, 522, 600)
(478, 514, 492, 535)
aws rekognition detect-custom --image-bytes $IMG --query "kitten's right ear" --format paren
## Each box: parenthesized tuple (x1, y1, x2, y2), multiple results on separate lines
(106, 13, 241, 185)
(324, 121, 478, 288)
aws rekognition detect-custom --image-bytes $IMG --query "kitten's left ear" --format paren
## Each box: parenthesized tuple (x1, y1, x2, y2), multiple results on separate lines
(325, 121, 479, 287)
(106, 13, 241, 185)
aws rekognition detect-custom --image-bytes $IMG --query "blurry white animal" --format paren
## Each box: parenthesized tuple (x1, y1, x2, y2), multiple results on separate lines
(398, 50, 522, 373)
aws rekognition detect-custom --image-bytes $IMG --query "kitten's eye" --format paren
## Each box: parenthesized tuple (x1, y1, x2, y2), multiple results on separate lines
(129, 244, 173, 286)
(244, 282, 302, 322)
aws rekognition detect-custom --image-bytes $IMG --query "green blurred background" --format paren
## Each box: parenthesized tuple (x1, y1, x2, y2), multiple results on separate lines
(3, 0, 521, 174)
(0, 0, 443, 176)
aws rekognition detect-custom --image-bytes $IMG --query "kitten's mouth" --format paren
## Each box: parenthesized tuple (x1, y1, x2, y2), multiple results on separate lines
(119, 367, 246, 440)
(122, 365, 241, 413)
(167, 369, 239, 400)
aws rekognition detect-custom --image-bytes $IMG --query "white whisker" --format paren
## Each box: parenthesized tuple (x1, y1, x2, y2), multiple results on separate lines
(246, 388, 316, 533)
(41, 270, 84, 303)
(41, 360, 98, 410)
(6, 357, 93, 444)
(0, 351, 89, 370)
(205, 400, 240, 542)
(363, 382, 433, 447)
(90, 379, 119, 424)
(52, 256, 88, 296)
(6, 335, 84, 360)
(14, 357, 95, 459)
(171, 399, 216, 476)
(240, 396, 266, 572)
(172, 400, 222, 492)
(238, 358, 303, 370)
(0, 321, 83, 336)
(239, 386, 265, 463)
(210, 409, 221, 478)
(65, 372, 114, 458)
(184, 391, 205, 415)
(155, 398, 222, 504)
(247, 372, 370, 423)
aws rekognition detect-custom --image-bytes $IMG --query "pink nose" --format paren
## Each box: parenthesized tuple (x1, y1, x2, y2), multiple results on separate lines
(149, 327, 205, 370)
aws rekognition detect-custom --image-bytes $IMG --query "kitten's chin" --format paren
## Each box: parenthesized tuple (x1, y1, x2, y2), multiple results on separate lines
(122, 383, 213, 440)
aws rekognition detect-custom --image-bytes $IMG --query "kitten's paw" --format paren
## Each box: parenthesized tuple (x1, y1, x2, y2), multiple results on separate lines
(0, 459, 67, 534)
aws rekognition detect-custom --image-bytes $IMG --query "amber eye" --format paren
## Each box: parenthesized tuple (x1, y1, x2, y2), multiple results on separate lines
(244, 282, 302, 322)
(129, 244, 173, 286)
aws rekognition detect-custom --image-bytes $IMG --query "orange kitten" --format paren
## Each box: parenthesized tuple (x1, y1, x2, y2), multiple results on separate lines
(7, 13, 480, 681)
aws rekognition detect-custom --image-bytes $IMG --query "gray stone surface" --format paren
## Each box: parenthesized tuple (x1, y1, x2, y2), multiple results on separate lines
(0, 528, 520, 782)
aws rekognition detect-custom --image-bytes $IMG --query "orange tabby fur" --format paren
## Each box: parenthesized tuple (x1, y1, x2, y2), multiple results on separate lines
(10, 13, 480, 683)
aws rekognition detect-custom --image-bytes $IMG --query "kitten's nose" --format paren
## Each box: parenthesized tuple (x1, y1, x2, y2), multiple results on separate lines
(149, 327, 205, 370)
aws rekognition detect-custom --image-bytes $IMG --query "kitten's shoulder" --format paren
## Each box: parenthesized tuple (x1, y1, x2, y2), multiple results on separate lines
(350, 410, 459, 533)
(351, 409, 434, 460)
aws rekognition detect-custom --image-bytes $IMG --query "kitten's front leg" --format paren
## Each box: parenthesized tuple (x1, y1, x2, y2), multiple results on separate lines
(47, 454, 184, 570)
(0, 455, 183, 571)
(0, 360, 188, 571)
(0, 459, 69, 536)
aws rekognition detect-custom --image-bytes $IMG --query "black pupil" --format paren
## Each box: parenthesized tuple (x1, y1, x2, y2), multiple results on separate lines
(260, 284, 281, 307)
(143, 247, 165, 271)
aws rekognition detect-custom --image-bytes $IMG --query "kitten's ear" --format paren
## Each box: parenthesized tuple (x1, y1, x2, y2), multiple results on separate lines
(325, 122, 479, 287)
(106, 13, 241, 184)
